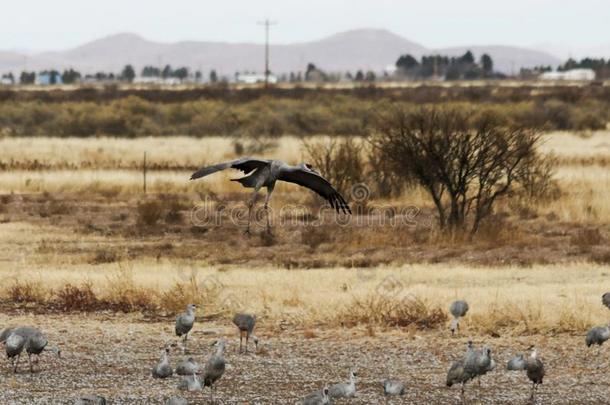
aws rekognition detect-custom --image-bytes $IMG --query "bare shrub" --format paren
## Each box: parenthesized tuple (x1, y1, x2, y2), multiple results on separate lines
(473, 302, 544, 335)
(303, 138, 365, 196)
(90, 249, 118, 264)
(372, 106, 550, 234)
(232, 137, 278, 155)
(571, 228, 604, 248)
(103, 269, 157, 312)
(514, 154, 561, 202)
(160, 274, 225, 314)
(592, 250, 610, 264)
(259, 231, 277, 247)
(366, 144, 406, 198)
(337, 295, 447, 329)
(301, 226, 332, 251)
(165, 200, 185, 224)
(6, 280, 47, 303)
(55, 283, 99, 311)
(137, 200, 164, 227)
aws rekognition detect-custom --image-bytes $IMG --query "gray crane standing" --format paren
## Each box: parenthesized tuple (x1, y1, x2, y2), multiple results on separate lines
(383, 379, 406, 396)
(506, 354, 526, 371)
(585, 321, 610, 358)
(152, 344, 173, 379)
(175, 356, 200, 375)
(232, 313, 259, 354)
(190, 158, 351, 234)
(328, 368, 358, 399)
(4, 333, 26, 373)
(175, 304, 196, 353)
(525, 346, 545, 401)
(449, 300, 469, 336)
(446, 341, 476, 400)
(2, 326, 59, 372)
(203, 339, 226, 403)
(299, 386, 331, 405)
(177, 372, 203, 392)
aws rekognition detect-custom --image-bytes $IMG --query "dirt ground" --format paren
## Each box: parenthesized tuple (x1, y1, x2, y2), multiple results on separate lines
(0, 313, 609, 404)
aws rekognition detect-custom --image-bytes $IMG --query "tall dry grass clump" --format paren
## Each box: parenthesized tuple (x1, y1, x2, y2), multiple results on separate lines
(55, 282, 99, 311)
(336, 295, 447, 329)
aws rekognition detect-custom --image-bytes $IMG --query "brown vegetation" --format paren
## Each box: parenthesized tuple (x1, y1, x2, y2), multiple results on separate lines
(0, 87, 609, 137)
(372, 106, 553, 234)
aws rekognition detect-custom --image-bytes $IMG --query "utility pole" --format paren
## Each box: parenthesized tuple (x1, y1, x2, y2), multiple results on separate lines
(257, 18, 277, 87)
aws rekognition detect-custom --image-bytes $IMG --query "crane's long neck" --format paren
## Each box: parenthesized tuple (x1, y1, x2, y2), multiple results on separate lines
(349, 372, 357, 385)
(216, 343, 225, 356)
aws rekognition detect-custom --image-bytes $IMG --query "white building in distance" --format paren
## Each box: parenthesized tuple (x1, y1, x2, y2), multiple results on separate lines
(235, 72, 278, 84)
(540, 68, 596, 81)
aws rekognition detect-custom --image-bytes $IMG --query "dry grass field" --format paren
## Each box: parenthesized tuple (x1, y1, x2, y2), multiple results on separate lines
(0, 128, 610, 403)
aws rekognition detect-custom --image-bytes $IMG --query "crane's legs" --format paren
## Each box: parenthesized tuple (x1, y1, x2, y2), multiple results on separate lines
(239, 333, 243, 354)
(264, 186, 274, 235)
(182, 333, 188, 354)
(245, 334, 249, 354)
(12, 354, 20, 373)
(244, 191, 258, 235)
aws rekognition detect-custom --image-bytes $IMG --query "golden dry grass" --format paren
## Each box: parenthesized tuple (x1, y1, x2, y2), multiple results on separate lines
(1, 255, 608, 334)
(1, 133, 610, 222)
(1, 132, 610, 335)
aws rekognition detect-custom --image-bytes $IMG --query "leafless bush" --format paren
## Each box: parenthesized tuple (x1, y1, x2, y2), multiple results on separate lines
(103, 269, 157, 312)
(337, 295, 447, 329)
(515, 153, 561, 202)
(55, 283, 99, 311)
(6, 280, 47, 303)
(303, 138, 365, 196)
(233, 137, 278, 155)
(571, 228, 604, 248)
(366, 143, 407, 198)
(371, 106, 551, 234)
(137, 200, 164, 227)
(301, 226, 332, 251)
(90, 249, 118, 264)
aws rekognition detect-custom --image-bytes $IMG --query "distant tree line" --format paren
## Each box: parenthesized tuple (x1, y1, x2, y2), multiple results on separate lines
(558, 57, 610, 79)
(395, 50, 498, 80)
(2, 64, 212, 85)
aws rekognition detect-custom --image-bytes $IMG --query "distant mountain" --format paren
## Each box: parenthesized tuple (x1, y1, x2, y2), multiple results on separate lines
(532, 42, 610, 61)
(0, 29, 560, 76)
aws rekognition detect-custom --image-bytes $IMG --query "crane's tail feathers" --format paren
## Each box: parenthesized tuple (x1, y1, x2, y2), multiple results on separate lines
(230, 176, 257, 188)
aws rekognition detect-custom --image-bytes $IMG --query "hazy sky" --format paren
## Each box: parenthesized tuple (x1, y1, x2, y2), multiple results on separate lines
(2, 0, 608, 51)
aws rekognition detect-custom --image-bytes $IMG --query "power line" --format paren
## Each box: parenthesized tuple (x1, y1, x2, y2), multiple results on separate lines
(257, 18, 277, 88)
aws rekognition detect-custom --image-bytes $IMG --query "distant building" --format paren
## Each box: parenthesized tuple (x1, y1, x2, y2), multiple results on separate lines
(235, 72, 277, 84)
(0, 75, 14, 85)
(133, 76, 183, 85)
(540, 68, 596, 81)
(36, 71, 63, 85)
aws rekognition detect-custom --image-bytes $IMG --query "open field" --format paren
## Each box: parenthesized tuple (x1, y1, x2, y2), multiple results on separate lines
(2, 313, 610, 404)
(1, 120, 610, 402)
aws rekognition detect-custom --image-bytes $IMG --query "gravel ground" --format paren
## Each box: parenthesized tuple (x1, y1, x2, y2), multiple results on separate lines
(0, 313, 609, 404)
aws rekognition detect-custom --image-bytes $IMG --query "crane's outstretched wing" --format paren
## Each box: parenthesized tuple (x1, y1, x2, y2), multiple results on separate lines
(190, 157, 270, 180)
(278, 166, 351, 214)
